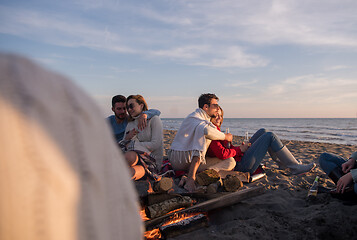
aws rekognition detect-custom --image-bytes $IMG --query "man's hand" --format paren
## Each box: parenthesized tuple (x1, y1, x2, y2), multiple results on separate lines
(225, 133, 233, 142)
(342, 158, 355, 173)
(124, 129, 138, 141)
(137, 113, 148, 131)
(336, 173, 353, 193)
(239, 142, 251, 153)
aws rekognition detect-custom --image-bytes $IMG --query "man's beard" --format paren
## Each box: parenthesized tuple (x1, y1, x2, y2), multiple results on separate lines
(209, 112, 217, 118)
(116, 113, 127, 120)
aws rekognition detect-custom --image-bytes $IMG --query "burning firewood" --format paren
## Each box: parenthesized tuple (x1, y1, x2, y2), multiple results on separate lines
(159, 213, 208, 239)
(145, 196, 193, 219)
(223, 174, 243, 192)
(196, 169, 221, 186)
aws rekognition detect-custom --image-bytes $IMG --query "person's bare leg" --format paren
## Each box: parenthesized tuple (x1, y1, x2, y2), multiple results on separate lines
(131, 165, 146, 180)
(185, 156, 200, 192)
(125, 151, 139, 166)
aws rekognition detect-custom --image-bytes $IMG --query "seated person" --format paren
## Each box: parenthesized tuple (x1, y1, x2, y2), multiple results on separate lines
(318, 151, 357, 196)
(168, 93, 234, 192)
(207, 106, 315, 175)
(0, 53, 142, 240)
(107, 94, 160, 142)
(119, 95, 163, 180)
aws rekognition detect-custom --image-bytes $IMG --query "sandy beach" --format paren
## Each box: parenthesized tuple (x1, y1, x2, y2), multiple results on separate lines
(162, 130, 357, 240)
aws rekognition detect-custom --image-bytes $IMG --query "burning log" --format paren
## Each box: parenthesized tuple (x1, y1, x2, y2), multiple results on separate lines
(223, 175, 243, 192)
(145, 186, 264, 229)
(159, 213, 208, 239)
(196, 169, 221, 186)
(145, 196, 193, 219)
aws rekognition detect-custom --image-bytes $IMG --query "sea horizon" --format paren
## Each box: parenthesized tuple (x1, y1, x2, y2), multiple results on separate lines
(161, 118, 357, 146)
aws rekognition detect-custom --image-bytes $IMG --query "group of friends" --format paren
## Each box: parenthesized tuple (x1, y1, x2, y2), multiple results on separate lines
(107, 93, 357, 198)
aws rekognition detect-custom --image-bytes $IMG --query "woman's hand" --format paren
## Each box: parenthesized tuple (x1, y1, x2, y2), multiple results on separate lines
(239, 142, 251, 153)
(342, 158, 355, 173)
(125, 129, 138, 141)
(137, 113, 148, 131)
(336, 172, 353, 193)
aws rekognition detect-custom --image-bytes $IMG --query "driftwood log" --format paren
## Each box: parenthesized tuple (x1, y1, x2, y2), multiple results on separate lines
(145, 196, 193, 219)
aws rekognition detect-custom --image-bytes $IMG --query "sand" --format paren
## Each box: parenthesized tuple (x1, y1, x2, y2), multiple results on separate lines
(162, 130, 357, 240)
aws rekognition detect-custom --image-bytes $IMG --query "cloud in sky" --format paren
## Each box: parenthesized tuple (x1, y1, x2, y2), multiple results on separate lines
(1, 0, 357, 117)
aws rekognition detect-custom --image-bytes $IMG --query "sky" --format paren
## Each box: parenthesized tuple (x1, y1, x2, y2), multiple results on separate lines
(1, 0, 357, 118)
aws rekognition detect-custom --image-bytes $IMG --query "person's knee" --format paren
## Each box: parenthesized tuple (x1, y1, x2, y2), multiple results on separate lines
(125, 151, 138, 166)
(318, 152, 331, 165)
(226, 157, 236, 170)
(259, 128, 268, 133)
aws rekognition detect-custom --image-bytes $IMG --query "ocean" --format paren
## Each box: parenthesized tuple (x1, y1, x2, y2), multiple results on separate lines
(162, 118, 357, 146)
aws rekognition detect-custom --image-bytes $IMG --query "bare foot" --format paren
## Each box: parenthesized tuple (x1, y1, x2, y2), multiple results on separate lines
(184, 177, 197, 192)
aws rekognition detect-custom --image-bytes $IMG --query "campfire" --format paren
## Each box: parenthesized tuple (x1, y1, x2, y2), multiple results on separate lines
(136, 169, 265, 240)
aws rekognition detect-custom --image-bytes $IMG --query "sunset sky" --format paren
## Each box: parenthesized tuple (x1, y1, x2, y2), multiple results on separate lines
(1, 0, 357, 118)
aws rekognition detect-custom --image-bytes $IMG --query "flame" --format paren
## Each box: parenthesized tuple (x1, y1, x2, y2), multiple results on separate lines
(144, 212, 206, 239)
(162, 212, 201, 226)
(140, 209, 149, 221)
(144, 228, 161, 240)
(147, 179, 154, 193)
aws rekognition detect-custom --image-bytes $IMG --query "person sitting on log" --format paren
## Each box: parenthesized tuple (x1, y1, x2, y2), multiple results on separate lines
(206, 106, 315, 175)
(119, 94, 164, 180)
(168, 93, 235, 192)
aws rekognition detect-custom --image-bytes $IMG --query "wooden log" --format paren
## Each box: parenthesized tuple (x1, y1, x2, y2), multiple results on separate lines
(134, 180, 152, 198)
(206, 179, 223, 194)
(218, 170, 250, 183)
(145, 186, 265, 229)
(146, 193, 180, 206)
(196, 169, 221, 186)
(145, 196, 193, 219)
(154, 177, 173, 192)
(223, 175, 243, 192)
(159, 214, 208, 239)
